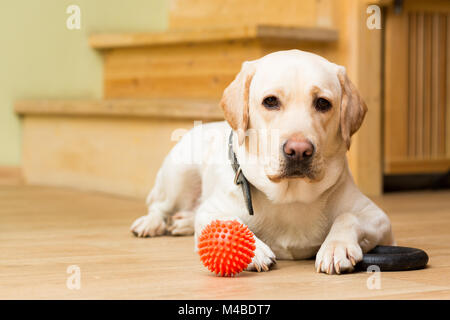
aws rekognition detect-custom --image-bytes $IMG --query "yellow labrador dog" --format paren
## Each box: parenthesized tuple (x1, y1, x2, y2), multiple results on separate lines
(131, 50, 395, 274)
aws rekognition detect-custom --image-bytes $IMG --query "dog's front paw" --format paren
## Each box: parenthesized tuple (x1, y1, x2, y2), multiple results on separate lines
(315, 240, 363, 274)
(246, 238, 276, 272)
(130, 214, 167, 237)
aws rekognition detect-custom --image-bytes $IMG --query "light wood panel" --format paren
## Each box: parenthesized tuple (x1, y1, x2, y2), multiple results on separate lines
(384, 1, 450, 175)
(21, 116, 202, 198)
(404, 0, 450, 12)
(436, 14, 447, 157)
(416, 13, 425, 158)
(424, 14, 432, 158)
(448, 15, 450, 158)
(168, 0, 332, 30)
(103, 40, 262, 99)
(408, 13, 417, 157)
(1, 185, 449, 299)
(384, 5, 409, 163)
(351, 0, 383, 195)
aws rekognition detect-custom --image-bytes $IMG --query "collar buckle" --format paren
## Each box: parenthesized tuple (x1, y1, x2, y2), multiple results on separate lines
(233, 166, 242, 185)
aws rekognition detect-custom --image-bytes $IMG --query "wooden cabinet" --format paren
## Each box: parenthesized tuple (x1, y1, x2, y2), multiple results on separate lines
(384, 0, 450, 174)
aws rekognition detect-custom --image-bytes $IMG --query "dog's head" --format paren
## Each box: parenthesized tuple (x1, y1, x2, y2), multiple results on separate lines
(221, 50, 367, 202)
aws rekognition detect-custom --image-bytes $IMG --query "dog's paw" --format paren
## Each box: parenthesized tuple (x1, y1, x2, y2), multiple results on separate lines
(130, 214, 167, 237)
(167, 211, 195, 236)
(315, 240, 363, 274)
(246, 238, 276, 272)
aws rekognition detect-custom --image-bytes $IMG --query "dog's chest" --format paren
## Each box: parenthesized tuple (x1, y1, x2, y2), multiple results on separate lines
(242, 193, 331, 260)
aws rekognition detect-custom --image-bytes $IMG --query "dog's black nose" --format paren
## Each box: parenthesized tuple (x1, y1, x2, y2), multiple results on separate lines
(283, 138, 315, 162)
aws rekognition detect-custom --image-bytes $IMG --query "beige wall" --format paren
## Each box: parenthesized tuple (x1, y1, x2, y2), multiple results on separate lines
(0, 0, 168, 166)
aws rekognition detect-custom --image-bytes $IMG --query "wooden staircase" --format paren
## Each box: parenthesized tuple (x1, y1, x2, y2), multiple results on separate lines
(16, 0, 383, 198)
(92, 25, 338, 100)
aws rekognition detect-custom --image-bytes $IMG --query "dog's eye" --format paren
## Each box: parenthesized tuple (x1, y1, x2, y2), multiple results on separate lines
(315, 98, 332, 112)
(262, 96, 280, 109)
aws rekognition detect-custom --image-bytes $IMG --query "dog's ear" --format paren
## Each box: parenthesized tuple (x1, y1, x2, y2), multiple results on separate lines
(337, 67, 368, 150)
(220, 61, 256, 145)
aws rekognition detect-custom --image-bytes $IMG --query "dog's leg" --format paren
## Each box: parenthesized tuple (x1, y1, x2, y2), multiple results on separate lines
(167, 210, 196, 236)
(315, 198, 394, 275)
(131, 134, 201, 238)
(194, 207, 276, 272)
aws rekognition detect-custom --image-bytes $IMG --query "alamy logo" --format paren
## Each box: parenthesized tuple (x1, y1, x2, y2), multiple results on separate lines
(66, 265, 81, 290)
(366, 265, 381, 290)
(66, 5, 81, 30)
(366, 5, 381, 30)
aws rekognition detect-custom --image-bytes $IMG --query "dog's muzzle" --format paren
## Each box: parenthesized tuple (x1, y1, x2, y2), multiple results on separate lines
(282, 137, 315, 178)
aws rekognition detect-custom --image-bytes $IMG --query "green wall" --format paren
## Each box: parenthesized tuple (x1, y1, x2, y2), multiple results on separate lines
(0, 0, 168, 166)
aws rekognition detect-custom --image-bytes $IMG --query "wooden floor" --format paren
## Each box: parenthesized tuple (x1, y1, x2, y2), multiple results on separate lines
(1, 185, 450, 299)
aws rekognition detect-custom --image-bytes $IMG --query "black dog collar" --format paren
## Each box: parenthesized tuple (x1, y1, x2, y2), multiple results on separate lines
(228, 131, 254, 215)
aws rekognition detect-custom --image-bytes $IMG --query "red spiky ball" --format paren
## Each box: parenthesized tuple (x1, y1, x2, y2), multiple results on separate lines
(198, 220, 256, 277)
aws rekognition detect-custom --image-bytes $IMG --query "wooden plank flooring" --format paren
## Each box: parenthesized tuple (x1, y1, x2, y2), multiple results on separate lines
(1, 185, 449, 299)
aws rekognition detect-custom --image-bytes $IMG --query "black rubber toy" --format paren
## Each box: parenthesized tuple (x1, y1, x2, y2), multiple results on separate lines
(355, 245, 429, 272)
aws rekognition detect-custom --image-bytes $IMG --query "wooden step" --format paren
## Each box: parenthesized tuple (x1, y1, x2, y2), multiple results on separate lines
(15, 98, 222, 120)
(89, 25, 338, 49)
(90, 25, 338, 100)
(16, 99, 222, 198)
